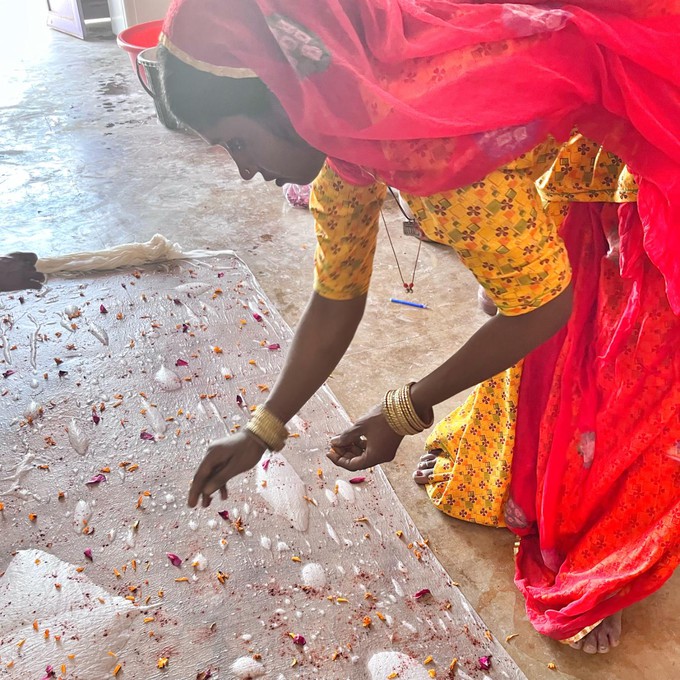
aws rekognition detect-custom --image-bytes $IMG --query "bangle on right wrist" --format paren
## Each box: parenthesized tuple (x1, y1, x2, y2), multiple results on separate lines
(245, 405, 289, 451)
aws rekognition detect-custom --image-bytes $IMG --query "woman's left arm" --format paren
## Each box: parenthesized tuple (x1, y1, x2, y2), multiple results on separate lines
(328, 284, 572, 471)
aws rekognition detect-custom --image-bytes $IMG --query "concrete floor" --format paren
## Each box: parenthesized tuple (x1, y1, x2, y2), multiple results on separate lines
(1, 5, 677, 679)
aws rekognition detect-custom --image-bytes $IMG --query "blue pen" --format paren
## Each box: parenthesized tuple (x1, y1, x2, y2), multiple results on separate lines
(390, 298, 428, 309)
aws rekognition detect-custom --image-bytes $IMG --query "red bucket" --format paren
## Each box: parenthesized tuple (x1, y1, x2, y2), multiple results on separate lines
(117, 20, 164, 77)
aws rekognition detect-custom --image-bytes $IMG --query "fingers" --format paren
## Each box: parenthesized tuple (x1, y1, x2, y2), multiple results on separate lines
(330, 424, 363, 448)
(8, 252, 39, 265)
(200, 457, 244, 501)
(188, 448, 225, 507)
(327, 445, 369, 472)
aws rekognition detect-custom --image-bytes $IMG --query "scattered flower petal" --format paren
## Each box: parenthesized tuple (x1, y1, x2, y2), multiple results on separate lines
(217, 272, 225, 278)
(218, 510, 230, 521)
(40, 666, 56, 680)
(349, 476, 366, 484)
(236, 395, 244, 407)
(266, 343, 280, 350)
(166, 553, 182, 567)
(414, 588, 431, 600)
(478, 656, 492, 670)
(2, 370, 16, 379)
(262, 458, 270, 471)
(85, 474, 107, 486)
(175, 359, 189, 367)
(140, 431, 156, 441)
(253, 313, 263, 322)
(84, 548, 93, 561)
(99, 304, 108, 314)
(92, 410, 101, 425)
(290, 634, 306, 646)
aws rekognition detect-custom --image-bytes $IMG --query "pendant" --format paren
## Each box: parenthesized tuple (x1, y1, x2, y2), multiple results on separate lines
(402, 219, 421, 238)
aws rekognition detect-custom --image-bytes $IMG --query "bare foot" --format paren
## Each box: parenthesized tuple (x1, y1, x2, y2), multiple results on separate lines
(569, 611, 622, 654)
(413, 450, 441, 485)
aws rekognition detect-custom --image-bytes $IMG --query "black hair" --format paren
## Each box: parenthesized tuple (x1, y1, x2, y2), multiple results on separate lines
(157, 44, 273, 132)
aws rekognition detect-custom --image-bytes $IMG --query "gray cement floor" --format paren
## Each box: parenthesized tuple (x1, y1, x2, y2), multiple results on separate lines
(1, 4, 678, 679)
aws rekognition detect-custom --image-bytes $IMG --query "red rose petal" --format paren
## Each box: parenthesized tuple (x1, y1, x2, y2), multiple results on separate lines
(262, 458, 270, 471)
(478, 656, 492, 670)
(84, 548, 93, 561)
(99, 304, 108, 314)
(291, 634, 306, 646)
(414, 588, 431, 600)
(236, 395, 244, 407)
(266, 343, 280, 350)
(92, 410, 101, 425)
(175, 359, 189, 367)
(140, 431, 156, 441)
(166, 552, 182, 567)
(2, 370, 16, 379)
(349, 476, 366, 484)
(85, 474, 107, 485)
(218, 510, 230, 521)
(252, 313, 263, 322)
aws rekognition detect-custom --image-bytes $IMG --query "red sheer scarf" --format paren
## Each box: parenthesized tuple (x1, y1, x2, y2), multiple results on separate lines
(162, 0, 680, 310)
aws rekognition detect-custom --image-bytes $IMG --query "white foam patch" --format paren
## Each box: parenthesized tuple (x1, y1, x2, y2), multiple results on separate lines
(325, 522, 340, 544)
(256, 453, 309, 531)
(73, 499, 91, 534)
(154, 365, 182, 391)
(334, 479, 355, 503)
(301, 563, 326, 588)
(192, 552, 208, 571)
(67, 418, 90, 455)
(367, 652, 431, 680)
(230, 656, 265, 678)
(0, 549, 138, 676)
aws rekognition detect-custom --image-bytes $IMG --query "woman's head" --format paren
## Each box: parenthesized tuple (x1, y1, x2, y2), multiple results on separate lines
(158, 45, 326, 185)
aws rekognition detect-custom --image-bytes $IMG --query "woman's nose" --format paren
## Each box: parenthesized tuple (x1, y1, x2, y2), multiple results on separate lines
(237, 165, 255, 180)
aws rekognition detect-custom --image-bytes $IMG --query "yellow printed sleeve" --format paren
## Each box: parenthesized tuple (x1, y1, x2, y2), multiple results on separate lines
(310, 162, 386, 300)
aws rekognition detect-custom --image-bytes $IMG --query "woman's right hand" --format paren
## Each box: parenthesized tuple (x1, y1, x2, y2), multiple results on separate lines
(188, 431, 267, 508)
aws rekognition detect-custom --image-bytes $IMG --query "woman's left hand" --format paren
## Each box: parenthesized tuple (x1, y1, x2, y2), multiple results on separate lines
(327, 403, 403, 471)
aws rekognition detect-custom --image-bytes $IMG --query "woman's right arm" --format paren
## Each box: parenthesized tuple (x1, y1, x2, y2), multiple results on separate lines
(188, 165, 385, 506)
(188, 292, 366, 507)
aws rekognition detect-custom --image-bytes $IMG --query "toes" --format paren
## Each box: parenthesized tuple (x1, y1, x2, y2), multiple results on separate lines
(581, 635, 598, 654)
(412, 470, 433, 486)
(569, 640, 583, 650)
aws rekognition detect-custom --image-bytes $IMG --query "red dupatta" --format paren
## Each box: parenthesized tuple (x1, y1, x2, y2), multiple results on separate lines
(162, 0, 680, 311)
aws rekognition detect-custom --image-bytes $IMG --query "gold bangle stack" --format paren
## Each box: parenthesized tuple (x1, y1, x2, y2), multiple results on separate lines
(245, 405, 289, 451)
(381, 382, 433, 436)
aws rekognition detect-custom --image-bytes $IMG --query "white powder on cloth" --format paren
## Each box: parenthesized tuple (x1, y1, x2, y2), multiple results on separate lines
(256, 453, 310, 531)
(0, 549, 138, 676)
(230, 655, 265, 678)
(367, 651, 432, 680)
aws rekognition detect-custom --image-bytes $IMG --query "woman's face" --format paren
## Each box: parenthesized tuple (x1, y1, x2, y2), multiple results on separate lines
(199, 115, 326, 186)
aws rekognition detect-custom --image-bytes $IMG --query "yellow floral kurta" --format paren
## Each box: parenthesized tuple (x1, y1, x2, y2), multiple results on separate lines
(310, 137, 572, 526)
